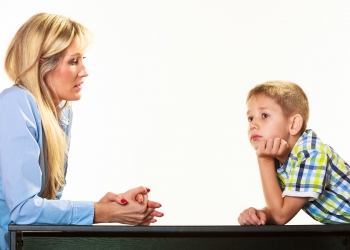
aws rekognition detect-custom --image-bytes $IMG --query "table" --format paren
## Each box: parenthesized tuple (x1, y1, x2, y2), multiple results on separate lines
(9, 224, 350, 250)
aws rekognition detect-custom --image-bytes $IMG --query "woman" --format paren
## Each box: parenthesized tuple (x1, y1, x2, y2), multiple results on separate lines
(0, 13, 163, 249)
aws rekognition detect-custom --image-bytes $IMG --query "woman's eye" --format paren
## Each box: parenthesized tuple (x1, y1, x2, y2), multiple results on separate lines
(70, 60, 78, 65)
(70, 56, 85, 65)
(262, 113, 269, 118)
(248, 117, 253, 122)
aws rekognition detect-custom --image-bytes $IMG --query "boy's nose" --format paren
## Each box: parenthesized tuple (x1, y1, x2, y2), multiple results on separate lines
(250, 121, 258, 130)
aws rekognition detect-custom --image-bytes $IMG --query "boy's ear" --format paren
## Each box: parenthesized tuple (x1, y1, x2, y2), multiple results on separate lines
(289, 114, 303, 136)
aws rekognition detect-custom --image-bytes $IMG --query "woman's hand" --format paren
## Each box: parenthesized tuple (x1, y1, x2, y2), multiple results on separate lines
(135, 187, 150, 204)
(98, 192, 129, 205)
(134, 188, 164, 223)
(94, 186, 163, 225)
(238, 207, 266, 226)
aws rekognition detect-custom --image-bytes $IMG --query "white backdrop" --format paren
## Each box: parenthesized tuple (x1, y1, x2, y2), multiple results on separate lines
(1, 0, 350, 225)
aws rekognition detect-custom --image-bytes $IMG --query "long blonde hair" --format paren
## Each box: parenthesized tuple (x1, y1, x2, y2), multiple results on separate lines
(4, 13, 93, 199)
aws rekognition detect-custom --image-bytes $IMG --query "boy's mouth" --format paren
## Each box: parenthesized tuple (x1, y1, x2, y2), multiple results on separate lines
(251, 134, 262, 141)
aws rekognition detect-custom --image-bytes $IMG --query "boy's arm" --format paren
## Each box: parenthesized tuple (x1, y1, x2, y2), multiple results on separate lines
(258, 157, 308, 224)
(257, 138, 308, 225)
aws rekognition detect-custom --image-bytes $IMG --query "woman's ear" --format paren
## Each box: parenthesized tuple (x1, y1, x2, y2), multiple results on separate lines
(289, 114, 303, 136)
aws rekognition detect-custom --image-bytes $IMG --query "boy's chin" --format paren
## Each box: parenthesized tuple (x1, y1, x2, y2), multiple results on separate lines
(250, 143, 259, 150)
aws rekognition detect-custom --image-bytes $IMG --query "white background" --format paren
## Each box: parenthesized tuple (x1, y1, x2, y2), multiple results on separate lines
(1, 0, 350, 225)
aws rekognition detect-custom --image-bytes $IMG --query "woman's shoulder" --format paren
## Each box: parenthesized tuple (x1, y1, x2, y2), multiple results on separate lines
(0, 85, 40, 118)
(0, 85, 36, 105)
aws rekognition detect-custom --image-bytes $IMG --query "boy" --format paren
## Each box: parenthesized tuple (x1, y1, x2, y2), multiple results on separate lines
(238, 80, 350, 225)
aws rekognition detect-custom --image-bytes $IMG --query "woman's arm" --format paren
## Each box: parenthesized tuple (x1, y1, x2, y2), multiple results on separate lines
(0, 88, 94, 225)
(1, 88, 163, 226)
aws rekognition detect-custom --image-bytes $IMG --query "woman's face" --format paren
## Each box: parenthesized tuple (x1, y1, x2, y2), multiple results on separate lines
(45, 37, 88, 106)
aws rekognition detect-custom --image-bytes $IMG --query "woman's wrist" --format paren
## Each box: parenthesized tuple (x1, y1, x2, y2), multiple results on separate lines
(94, 202, 112, 223)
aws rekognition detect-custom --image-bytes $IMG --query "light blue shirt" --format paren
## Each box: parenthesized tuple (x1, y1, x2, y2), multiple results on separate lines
(0, 85, 94, 249)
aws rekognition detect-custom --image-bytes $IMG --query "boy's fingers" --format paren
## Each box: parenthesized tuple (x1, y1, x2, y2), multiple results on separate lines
(241, 215, 255, 225)
(248, 212, 262, 225)
(238, 208, 260, 225)
(271, 138, 281, 154)
(282, 140, 289, 150)
(257, 210, 267, 225)
(266, 139, 274, 151)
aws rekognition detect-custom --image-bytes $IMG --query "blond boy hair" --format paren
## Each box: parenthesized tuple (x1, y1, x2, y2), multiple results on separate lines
(247, 80, 309, 134)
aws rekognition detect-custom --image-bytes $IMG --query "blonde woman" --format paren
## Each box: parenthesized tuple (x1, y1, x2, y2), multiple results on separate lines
(0, 13, 163, 249)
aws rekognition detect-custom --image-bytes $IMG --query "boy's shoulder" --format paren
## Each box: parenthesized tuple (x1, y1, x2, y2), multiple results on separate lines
(291, 129, 327, 158)
(298, 129, 320, 143)
(288, 129, 348, 168)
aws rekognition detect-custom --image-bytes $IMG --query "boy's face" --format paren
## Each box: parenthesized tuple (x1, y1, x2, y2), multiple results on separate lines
(246, 94, 290, 150)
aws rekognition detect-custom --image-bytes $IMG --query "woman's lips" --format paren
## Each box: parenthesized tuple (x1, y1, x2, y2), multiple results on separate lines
(74, 83, 83, 90)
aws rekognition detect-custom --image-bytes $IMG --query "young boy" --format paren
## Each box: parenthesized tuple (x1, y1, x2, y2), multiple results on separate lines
(238, 80, 350, 225)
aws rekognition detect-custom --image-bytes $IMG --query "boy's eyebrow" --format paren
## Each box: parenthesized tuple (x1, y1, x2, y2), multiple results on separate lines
(247, 107, 270, 113)
(257, 107, 270, 110)
(246, 107, 272, 115)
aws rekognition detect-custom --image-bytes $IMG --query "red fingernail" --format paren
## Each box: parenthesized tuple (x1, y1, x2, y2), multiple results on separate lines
(121, 199, 128, 204)
(146, 188, 150, 192)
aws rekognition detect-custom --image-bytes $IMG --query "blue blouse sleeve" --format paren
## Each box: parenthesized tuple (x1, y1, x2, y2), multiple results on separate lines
(0, 87, 94, 225)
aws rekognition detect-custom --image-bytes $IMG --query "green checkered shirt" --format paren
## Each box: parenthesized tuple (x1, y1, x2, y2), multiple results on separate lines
(276, 129, 350, 223)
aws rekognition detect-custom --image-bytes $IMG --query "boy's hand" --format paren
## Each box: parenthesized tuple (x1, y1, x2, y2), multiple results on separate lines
(256, 137, 289, 159)
(238, 207, 266, 225)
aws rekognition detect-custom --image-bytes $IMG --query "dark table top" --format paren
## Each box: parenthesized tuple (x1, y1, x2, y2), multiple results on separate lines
(8, 224, 350, 235)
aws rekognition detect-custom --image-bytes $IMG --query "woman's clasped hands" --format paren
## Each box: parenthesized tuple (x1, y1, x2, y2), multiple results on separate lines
(94, 186, 163, 225)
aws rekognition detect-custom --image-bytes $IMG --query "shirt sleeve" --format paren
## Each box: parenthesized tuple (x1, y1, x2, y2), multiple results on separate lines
(282, 149, 327, 200)
(0, 88, 94, 225)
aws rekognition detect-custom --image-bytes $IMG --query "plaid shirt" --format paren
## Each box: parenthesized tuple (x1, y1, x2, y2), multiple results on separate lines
(276, 129, 350, 223)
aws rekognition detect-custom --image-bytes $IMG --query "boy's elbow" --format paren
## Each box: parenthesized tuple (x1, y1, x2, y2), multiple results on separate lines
(270, 213, 293, 225)
(272, 218, 288, 225)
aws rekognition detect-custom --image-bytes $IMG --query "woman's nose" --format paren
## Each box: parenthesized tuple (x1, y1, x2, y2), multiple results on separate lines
(78, 68, 88, 77)
(78, 61, 89, 77)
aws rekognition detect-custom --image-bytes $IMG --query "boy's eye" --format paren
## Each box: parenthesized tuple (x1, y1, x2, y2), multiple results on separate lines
(248, 117, 253, 122)
(262, 113, 269, 118)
